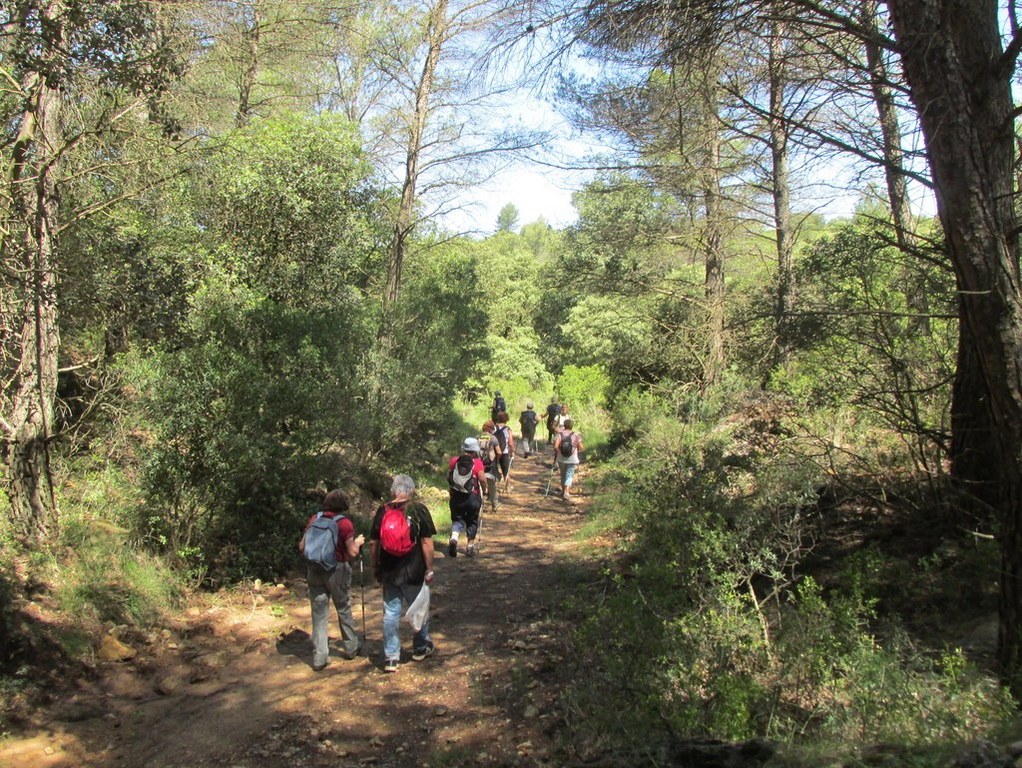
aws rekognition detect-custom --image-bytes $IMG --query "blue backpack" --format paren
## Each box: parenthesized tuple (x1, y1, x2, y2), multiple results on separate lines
(303, 512, 341, 570)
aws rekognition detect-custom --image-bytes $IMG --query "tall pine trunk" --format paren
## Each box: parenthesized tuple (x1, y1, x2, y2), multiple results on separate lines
(885, 0, 1022, 695)
(3, 47, 62, 545)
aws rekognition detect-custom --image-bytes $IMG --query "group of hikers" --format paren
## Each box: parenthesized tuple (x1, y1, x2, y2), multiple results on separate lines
(297, 393, 583, 674)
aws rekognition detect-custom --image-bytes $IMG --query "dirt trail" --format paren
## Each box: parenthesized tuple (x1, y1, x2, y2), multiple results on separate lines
(1, 447, 598, 768)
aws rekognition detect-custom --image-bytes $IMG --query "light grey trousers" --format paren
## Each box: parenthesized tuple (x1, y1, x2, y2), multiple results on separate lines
(307, 561, 359, 666)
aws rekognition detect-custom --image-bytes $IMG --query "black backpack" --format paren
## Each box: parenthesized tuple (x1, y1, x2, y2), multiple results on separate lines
(559, 431, 575, 457)
(494, 425, 510, 453)
(493, 396, 507, 417)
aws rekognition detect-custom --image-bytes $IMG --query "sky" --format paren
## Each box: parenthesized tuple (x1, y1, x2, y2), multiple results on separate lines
(432, 47, 939, 239)
(442, 163, 584, 235)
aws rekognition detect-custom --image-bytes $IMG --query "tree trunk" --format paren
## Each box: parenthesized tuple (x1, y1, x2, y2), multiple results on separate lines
(236, 1, 264, 128)
(3, 61, 62, 545)
(383, 0, 449, 306)
(885, 0, 1022, 695)
(702, 80, 726, 388)
(862, 0, 930, 334)
(768, 19, 795, 368)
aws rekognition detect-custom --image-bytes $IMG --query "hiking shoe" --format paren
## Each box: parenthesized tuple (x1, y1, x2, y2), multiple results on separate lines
(312, 661, 328, 672)
(412, 641, 435, 661)
(383, 658, 398, 673)
(448, 538, 457, 557)
(466, 543, 476, 557)
(338, 640, 362, 660)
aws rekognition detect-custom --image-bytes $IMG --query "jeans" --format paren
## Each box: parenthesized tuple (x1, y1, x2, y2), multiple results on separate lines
(559, 461, 578, 489)
(307, 562, 359, 666)
(382, 582, 431, 662)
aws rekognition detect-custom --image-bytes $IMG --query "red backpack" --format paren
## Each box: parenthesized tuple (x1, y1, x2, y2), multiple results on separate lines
(380, 504, 415, 556)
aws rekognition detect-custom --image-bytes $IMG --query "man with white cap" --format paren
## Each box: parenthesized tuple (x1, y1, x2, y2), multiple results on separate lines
(446, 436, 488, 557)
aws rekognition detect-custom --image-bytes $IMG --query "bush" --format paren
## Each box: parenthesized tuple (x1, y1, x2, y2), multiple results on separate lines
(562, 386, 1014, 759)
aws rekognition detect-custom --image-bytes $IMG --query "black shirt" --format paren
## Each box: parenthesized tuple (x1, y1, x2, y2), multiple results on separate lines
(370, 500, 437, 586)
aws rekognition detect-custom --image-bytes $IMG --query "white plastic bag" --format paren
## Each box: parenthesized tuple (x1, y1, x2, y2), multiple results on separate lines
(404, 584, 430, 631)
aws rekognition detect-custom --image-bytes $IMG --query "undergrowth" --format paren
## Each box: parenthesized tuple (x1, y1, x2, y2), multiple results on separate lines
(559, 390, 1019, 765)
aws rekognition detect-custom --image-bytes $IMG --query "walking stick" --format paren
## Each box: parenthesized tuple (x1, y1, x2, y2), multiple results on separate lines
(359, 551, 366, 654)
(544, 462, 557, 497)
(502, 454, 514, 492)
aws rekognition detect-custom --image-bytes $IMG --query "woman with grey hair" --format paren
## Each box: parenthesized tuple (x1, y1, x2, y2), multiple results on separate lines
(368, 474, 437, 673)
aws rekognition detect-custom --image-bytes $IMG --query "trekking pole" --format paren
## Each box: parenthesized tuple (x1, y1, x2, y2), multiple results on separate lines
(544, 462, 557, 497)
(359, 549, 366, 654)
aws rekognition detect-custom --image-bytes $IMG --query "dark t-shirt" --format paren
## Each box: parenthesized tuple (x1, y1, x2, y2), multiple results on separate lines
(545, 403, 562, 425)
(370, 500, 437, 586)
(520, 410, 539, 437)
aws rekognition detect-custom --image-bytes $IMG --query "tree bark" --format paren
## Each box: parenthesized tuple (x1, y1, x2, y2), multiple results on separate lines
(884, 0, 1022, 694)
(3, 20, 63, 544)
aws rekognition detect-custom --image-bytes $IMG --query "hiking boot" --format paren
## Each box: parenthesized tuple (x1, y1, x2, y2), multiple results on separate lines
(338, 640, 362, 660)
(448, 538, 457, 557)
(466, 543, 476, 557)
(412, 641, 435, 661)
(383, 658, 398, 673)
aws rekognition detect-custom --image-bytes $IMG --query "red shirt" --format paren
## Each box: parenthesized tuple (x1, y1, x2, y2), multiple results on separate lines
(304, 511, 356, 562)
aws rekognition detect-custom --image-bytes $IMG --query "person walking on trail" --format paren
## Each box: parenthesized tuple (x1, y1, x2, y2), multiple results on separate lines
(299, 489, 365, 671)
(490, 390, 507, 422)
(553, 417, 585, 502)
(447, 437, 487, 557)
(369, 474, 437, 673)
(495, 411, 515, 486)
(519, 402, 539, 459)
(480, 420, 502, 513)
(545, 397, 562, 446)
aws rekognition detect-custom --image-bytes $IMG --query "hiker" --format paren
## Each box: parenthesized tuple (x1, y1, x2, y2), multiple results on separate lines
(480, 420, 501, 513)
(369, 474, 437, 673)
(490, 390, 507, 422)
(545, 397, 562, 445)
(553, 417, 585, 502)
(519, 402, 539, 459)
(495, 411, 515, 485)
(299, 489, 365, 671)
(447, 437, 488, 557)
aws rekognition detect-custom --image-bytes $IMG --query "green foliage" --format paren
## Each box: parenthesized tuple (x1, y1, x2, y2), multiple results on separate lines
(771, 219, 955, 466)
(557, 365, 610, 414)
(564, 388, 1014, 757)
(368, 240, 490, 452)
(139, 274, 371, 579)
(56, 516, 183, 630)
(196, 112, 386, 303)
